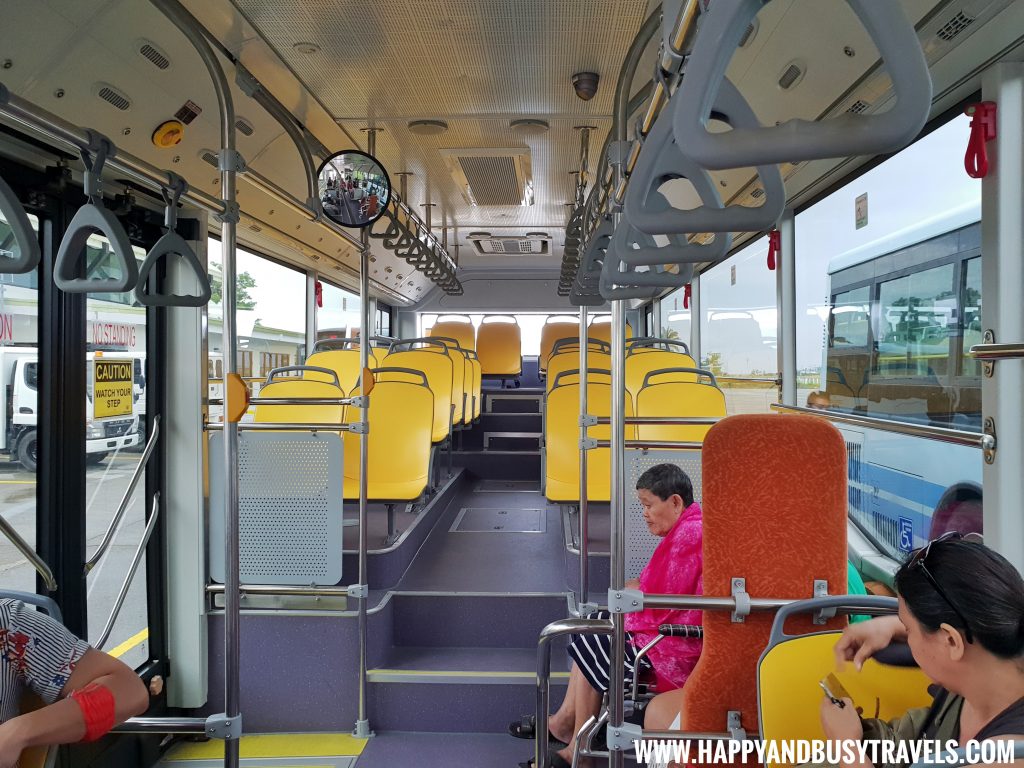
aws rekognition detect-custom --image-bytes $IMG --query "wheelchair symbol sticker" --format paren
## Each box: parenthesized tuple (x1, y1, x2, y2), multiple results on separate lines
(898, 517, 914, 554)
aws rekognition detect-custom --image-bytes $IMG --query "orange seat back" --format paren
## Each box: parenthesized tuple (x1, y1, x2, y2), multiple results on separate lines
(539, 319, 578, 373)
(680, 414, 848, 738)
(429, 319, 476, 351)
(477, 319, 522, 376)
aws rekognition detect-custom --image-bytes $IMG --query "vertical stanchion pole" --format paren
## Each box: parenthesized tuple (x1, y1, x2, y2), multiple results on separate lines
(778, 208, 797, 406)
(354, 127, 378, 739)
(690, 278, 702, 367)
(981, 64, 1024, 571)
(578, 304, 590, 612)
(651, 298, 662, 338)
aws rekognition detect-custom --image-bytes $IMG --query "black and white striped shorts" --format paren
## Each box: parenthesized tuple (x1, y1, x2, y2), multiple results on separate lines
(566, 610, 651, 694)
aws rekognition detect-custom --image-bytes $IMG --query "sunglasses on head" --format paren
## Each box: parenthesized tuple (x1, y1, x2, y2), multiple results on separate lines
(907, 531, 983, 644)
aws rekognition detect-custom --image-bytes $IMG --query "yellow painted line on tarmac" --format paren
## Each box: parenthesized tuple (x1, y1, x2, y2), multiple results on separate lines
(166, 733, 367, 759)
(109, 627, 148, 658)
(0, 479, 35, 484)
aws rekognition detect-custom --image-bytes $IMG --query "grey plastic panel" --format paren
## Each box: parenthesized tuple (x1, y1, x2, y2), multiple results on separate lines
(626, 78, 785, 235)
(0, 174, 41, 274)
(673, 0, 932, 168)
(209, 431, 344, 585)
(135, 231, 212, 307)
(625, 448, 703, 580)
(54, 203, 138, 293)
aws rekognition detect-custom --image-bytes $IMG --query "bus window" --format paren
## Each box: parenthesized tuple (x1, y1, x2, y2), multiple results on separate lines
(960, 257, 983, 378)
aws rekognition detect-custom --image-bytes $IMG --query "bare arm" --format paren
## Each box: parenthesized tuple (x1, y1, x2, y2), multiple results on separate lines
(0, 648, 149, 762)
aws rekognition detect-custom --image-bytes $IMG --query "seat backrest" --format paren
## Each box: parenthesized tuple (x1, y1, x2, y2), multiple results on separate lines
(304, 350, 362, 394)
(382, 349, 453, 443)
(477, 319, 522, 376)
(429, 319, 476, 350)
(465, 350, 482, 420)
(539, 320, 578, 372)
(427, 337, 471, 426)
(546, 351, 612, 393)
(253, 375, 346, 426)
(625, 350, 698, 404)
(759, 625, 931, 742)
(544, 377, 635, 503)
(636, 379, 726, 443)
(345, 373, 434, 502)
(587, 319, 633, 344)
(680, 414, 848, 738)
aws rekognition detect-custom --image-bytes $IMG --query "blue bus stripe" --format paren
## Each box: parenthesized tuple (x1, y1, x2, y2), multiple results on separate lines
(860, 464, 946, 510)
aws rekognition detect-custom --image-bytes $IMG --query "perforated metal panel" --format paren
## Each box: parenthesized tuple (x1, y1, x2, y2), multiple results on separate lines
(625, 449, 703, 580)
(209, 432, 344, 585)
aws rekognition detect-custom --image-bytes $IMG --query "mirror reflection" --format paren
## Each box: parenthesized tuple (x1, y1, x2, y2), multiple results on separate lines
(317, 151, 391, 228)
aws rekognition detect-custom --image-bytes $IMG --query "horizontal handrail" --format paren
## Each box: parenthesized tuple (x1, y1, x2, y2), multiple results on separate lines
(247, 397, 354, 406)
(206, 583, 353, 597)
(113, 717, 210, 734)
(594, 416, 720, 425)
(716, 375, 782, 385)
(85, 415, 161, 573)
(969, 342, 1024, 360)
(96, 493, 160, 649)
(0, 514, 57, 592)
(205, 422, 351, 432)
(596, 440, 704, 450)
(771, 403, 992, 451)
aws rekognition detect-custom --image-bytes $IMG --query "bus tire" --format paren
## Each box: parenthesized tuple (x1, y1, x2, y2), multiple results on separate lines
(86, 452, 108, 466)
(16, 430, 37, 473)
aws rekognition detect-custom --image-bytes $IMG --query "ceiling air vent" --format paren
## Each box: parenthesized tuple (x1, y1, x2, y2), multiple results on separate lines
(749, 187, 764, 199)
(440, 148, 533, 207)
(138, 40, 170, 70)
(235, 117, 255, 137)
(248, 224, 262, 233)
(95, 83, 131, 111)
(846, 99, 871, 114)
(936, 11, 976, 41)
(738, 21, 757, 48)
(778, 62, 805, 90)
(199, 149, 218, 167)
(468, 233, 550, 255)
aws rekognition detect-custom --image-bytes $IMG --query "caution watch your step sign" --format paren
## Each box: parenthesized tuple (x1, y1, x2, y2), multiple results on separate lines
(94, 359, 134, 418)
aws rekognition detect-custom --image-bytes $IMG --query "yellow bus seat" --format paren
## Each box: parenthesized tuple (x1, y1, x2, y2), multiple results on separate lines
(544, 370, 636, 503)
(253, 368, 346, 426)
(477, 318, 522, 377)
(758, 598, 932, 749)
(538, 318, 579, 373)
(426, 336, 472, 427)
(587, 319, 632, 344)
(635, 370, 725, 443)
(304, 350, 363, 394)
(429, 318, 476, 351)
(465, 350, 483, 421)
(624, 350, 698, 405)
(625, 337, 691, 356)
(677, 414, 849, 740)
(546, 351, 612, 393)
(382, 346, 454, 444)
(343, 369, 434, 502)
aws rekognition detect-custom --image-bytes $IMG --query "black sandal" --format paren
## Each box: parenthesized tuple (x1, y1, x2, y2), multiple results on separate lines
(508, 715, 567, 746)
(518, 753, 571, 768)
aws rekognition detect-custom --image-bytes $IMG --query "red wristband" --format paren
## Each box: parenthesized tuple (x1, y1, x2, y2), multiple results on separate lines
(69, 682, 116, 742)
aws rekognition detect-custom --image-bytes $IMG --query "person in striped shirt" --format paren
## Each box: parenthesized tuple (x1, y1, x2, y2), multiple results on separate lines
(0, 598, 149, 766)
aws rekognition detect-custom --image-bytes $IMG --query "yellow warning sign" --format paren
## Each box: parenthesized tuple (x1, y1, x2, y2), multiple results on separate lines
(94, 359, 134, 418)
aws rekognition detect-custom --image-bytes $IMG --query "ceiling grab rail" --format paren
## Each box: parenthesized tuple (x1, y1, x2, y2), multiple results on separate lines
(84, 415, 161, 574)
(95, 493, 161, 650)
(135, 175, 212, 307)
(625, 77, 785, 235)
(0, 514, 57, 592)
(672, 0, 932, 169)
(54, 129, 139, 293)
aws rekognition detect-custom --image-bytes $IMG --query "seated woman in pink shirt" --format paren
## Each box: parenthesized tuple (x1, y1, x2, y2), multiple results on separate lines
(514, 463, 703, 768)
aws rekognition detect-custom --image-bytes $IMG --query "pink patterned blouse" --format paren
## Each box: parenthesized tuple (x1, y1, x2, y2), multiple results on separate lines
(625, 501, 703, 691)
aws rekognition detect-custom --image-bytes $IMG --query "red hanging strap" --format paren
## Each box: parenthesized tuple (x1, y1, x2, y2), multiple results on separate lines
(766, 227, 781, 271)
(683, 283, 692, 309)
(315, 279, 323, 308)
(964, 101, 997, 179)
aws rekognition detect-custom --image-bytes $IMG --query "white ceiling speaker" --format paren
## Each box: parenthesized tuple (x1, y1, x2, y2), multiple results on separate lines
(510, 119, 549, 136)
(408, 119, 449, 135)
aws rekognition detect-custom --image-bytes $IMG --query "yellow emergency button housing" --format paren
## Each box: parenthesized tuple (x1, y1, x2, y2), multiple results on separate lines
(152, 120, 184, 148)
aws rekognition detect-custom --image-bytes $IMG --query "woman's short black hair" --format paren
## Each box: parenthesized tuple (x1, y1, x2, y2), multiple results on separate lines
(895, 538, 1024, 659)
(636, 464, 694, 507)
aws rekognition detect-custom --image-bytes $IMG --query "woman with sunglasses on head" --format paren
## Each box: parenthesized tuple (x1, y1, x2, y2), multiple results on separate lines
(820, 534, 1024, 766)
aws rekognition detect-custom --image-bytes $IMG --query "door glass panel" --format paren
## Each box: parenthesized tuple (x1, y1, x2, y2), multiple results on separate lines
(84, 237, 149, 668)
(0, 211, 39, 594)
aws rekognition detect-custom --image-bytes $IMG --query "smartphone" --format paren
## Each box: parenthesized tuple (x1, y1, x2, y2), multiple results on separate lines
(819, 673, 852, 708)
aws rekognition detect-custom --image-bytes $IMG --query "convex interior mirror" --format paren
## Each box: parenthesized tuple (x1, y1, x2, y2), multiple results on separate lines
(317, 150, 391, 228)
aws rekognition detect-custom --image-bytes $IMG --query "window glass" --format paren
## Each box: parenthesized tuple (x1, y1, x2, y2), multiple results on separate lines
(208, 239, 307, 407)
(317, 281, 362, 342)
(659, 285, 691, 345)
(830, 287, 870, 348)
(85, 238, 149, 668)
(961, 257, 982, 378)
(700, 237, 778, 414)
(875, 264, 955, 378)
(0, 212, 39, 596)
